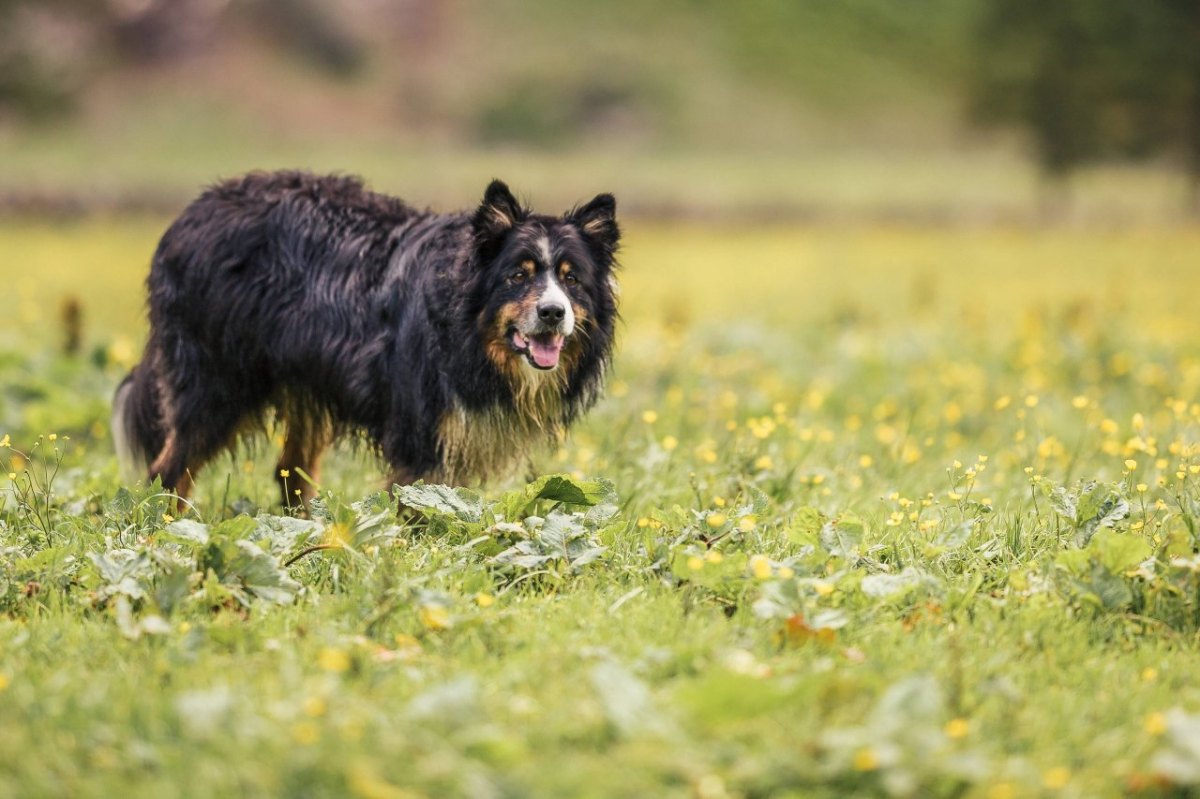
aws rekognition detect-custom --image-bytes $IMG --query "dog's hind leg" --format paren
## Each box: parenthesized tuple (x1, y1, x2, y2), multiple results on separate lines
(149, 409, 243, 501)
(147, 365, 255, 501)
(147, 430, 199, 500)
(275, 423, 330, 509)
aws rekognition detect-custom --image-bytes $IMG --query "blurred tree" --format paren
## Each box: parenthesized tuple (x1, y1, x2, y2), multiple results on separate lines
(1159, 0, 1200, 211)
(970, 0, 1200, 213)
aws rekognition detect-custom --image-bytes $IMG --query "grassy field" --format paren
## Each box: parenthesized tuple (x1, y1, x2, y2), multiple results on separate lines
(3, 219, 1200, 797)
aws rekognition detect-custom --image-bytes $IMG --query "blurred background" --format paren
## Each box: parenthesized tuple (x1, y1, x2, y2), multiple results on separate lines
(1, 0, 1198, 224)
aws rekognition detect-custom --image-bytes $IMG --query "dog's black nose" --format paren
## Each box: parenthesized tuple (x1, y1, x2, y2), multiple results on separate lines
(538, 303, 566, 324)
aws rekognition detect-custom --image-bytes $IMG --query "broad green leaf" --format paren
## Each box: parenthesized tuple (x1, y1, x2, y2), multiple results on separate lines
(861, 567, 931, 599)
(570, 545, 607, 568)
(1089, 528, 1150, 573)
(538, 511, 588, 554)
(1075, 481, 1130, 544)
(1162, 518, 1193, 558)
(1074, 563, 1133, 610)
(88, 549, 151, 588)
(742, 483, 770, 517)
(493, 540, 556, 569)
(151, 553, 194, 615)
(787, 506, 826, 545)
(15, 547, 75, 573)
(211, 515, 258, 542)
(1047, 485, 1076, 523)
(226, 540, 300, 604)
(584, 500, 620, 527)
(819, 514, 863, 558)
(1055, 548, 1091, 576)
(524, 474, 613, 507)
(252, 515, 321, 554)
(395, 483, 484, 522)
(162, 519, 209, 546)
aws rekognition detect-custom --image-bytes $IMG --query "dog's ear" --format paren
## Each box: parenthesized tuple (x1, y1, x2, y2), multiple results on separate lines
(472, 180, 525, 255)
(568, 193, 619, 258)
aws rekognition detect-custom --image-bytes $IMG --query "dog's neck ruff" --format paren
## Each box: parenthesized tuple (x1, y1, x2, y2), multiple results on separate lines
(435, 370, 567, 485)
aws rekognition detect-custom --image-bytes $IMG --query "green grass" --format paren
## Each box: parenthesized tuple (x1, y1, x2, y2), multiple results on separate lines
(3, 220, 1200, 797)
(3, 122, 1195, 223)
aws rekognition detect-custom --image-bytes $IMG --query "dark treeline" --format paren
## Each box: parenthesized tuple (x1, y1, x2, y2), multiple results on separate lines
(969, 0, 1200, 209)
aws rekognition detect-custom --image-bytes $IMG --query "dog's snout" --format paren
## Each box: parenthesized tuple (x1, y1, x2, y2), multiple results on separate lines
(538, 303, 566, 324)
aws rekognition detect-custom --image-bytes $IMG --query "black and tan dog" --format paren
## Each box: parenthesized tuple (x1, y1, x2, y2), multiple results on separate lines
(112, 171, 619, 504)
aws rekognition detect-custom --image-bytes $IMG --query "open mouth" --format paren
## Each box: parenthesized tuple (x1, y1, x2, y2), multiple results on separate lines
(509, 328, 565, 370)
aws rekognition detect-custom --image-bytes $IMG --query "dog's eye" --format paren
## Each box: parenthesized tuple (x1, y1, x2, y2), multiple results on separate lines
(509, 269, 527, 284)
(563, 273, 579, 286)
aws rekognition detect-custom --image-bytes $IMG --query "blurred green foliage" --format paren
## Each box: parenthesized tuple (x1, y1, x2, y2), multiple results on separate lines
(969, 0, 1200, 192)
(2, 0, 1199, 215)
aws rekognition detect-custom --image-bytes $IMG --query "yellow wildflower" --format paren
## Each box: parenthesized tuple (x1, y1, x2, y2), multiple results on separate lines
(291, 721, 320, 745)
(944, 718, 970, 739)
(317, 648, 352, 673)
(419, 604, 451, 631)
(853, 748, 879, 772)
(1043, 767, 1070, 789)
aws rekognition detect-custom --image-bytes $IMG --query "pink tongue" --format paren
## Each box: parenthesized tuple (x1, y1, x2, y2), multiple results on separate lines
(529, 335, 564, 368)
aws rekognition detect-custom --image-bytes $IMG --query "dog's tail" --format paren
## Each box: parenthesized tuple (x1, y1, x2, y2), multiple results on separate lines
(112, 363, 165, 483)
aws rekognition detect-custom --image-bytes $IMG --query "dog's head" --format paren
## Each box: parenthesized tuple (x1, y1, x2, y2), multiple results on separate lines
(471, 180, 620, 379)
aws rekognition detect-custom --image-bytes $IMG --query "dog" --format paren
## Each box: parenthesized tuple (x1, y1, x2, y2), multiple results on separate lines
(112, 171, 620, 505)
